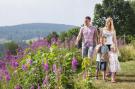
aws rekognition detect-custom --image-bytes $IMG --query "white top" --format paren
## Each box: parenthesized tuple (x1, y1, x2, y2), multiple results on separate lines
(102, 28, 115, 45)
(96, 53, 100, 61)
(95, 44, 101, 61)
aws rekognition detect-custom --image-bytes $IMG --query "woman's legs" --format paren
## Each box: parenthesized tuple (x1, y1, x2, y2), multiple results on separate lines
(111, 72, 116, 82)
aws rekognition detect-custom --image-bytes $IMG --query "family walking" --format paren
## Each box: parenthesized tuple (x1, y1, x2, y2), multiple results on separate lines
(76, 16, 120, 83)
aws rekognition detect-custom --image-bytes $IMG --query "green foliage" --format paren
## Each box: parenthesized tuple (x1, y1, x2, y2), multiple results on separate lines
(1, 44, 95, 89)
(119, 44, 135, 62)
(93, 0, 135, 35)
(66, 27, 80, 39)
(125, 35, 135, 43)
(4, 41, 18, 55)
(59, 27, 80, 42)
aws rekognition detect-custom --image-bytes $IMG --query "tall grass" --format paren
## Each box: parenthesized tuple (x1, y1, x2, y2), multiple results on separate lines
(119, 44, 135, 62)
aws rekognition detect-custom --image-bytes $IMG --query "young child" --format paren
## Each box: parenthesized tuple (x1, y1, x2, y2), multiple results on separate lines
(95, 39, 102, 80)
(109, 44, 120, 83)
(95, 36, 109, 80)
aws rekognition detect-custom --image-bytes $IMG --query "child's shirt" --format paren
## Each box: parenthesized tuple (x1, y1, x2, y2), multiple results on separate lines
(100, 44, 109, 62)
(95, 44, 101, 62)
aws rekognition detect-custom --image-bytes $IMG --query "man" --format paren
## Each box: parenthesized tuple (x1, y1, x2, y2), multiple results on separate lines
(76, 16, 98, 62)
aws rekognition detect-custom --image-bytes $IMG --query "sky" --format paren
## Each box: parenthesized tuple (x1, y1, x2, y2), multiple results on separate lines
(0, 0, 102, 26)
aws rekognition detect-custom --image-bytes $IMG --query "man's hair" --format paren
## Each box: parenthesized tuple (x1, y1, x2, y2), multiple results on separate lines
(85, 16, 91, 20)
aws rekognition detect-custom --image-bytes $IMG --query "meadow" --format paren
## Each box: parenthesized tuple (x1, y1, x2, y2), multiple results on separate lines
(0, 38, 135, 89)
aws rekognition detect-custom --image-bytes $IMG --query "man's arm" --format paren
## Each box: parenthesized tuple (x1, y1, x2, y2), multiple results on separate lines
(75, 27, 83, 45)
(93, 28, 98, 45)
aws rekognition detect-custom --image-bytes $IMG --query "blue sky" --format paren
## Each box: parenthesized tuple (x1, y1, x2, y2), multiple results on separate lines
(0, 0, 102, 26)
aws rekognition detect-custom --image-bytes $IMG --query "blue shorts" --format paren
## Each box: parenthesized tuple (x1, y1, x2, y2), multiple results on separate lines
(100, 61, 107, 71)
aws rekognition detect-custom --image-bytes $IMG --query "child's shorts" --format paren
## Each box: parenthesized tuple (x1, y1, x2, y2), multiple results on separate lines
(100, 61, 107, 71)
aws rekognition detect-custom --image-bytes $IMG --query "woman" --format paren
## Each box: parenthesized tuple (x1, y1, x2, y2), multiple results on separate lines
(100, 17, 118, 76)
(100, 17, 117, 50)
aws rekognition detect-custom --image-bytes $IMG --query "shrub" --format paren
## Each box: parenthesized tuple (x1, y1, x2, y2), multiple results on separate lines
(119, 44, 135, 62)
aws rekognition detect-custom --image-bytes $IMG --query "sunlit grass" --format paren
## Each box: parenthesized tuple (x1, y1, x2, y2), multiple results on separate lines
(93, 61, 135, 89)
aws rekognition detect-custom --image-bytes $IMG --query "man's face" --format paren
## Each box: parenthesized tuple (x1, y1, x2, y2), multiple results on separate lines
(84, 18, 91, 26)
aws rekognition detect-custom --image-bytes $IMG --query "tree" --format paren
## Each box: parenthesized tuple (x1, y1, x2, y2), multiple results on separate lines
(93, 0, 135, 35)
(66, 27, 80, 39)
(59, 27, 80, 42)
(4, 41, 18, 55)
(129, 0, 135, 13)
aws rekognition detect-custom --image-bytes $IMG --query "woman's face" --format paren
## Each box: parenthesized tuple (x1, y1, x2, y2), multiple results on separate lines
(107, 21, 111, 27)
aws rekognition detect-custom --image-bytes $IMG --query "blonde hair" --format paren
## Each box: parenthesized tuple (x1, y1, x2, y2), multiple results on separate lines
(105, 17, 115, 32)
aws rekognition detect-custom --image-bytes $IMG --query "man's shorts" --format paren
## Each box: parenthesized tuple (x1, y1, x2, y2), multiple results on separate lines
(82, 45, 95, 58)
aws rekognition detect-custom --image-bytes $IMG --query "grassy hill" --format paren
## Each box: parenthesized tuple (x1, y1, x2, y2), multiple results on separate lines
(0, 23, 76, 43)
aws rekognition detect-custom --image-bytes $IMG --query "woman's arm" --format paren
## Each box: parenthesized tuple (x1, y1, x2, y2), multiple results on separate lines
(113, 31, 117, 47)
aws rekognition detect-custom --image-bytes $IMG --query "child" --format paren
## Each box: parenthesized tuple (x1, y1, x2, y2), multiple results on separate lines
(95, 36, 109, 80)
(109, 44, 120, 83)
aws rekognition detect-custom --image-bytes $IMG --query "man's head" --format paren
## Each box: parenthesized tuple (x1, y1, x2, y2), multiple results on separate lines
(84, 16, 91, 26)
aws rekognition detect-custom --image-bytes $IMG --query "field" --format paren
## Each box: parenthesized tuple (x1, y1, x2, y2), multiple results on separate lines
(93, 61, 135, 89)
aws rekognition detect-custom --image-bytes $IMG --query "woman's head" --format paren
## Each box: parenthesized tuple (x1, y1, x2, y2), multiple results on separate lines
(105, 17, 115, 32)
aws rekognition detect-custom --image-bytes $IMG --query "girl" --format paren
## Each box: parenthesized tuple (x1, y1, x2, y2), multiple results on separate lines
(109, 44, 120, 83)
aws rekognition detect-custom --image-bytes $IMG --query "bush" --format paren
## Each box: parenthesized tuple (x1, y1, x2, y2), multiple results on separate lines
(0, 44, 95, 89)
(119, 44, 135, 62)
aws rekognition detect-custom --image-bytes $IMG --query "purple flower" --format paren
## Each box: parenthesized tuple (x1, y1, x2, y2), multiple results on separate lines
(52, 64, 57, 73)
(30, 85, 34, 89)
(72, 57, 78, 71)
(22, 65, 27, 70)
(0, 76, 2, 80)
(43, 75, 49, 86)
(15, 85, 22, 89)
(29, 60, 33, 65)
(12, 61, 19, 68)
(37, 84, 41, 89)
(43, 63, 49, 71)
(51, 37, 57, 44)
(5, 74, 10, 81)
(31, 39, 49, 49)
(4, 70, 9, 75)
(0, 62, 6, 70)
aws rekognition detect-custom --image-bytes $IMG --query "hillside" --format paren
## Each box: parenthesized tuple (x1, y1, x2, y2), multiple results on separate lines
(0, 23, 76, 43)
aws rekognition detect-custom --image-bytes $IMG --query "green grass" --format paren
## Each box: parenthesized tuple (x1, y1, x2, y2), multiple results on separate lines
(93, 61, 135, 89)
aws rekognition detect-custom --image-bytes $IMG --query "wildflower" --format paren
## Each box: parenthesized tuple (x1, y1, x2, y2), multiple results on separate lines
(15, 85, 22, 89)
(43, 75, 49, 86)
(43, 63, 49, 71)
(12, 61, 19, 68)
(5, 74, 10, 81)
(37, 84, 41, 89)
(52, 64, 57, 73)
(0, 75, 2, 80)
(72, 57, 78, 71)
(30, 85, 34, 89)
(22, 65, 27, 70)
